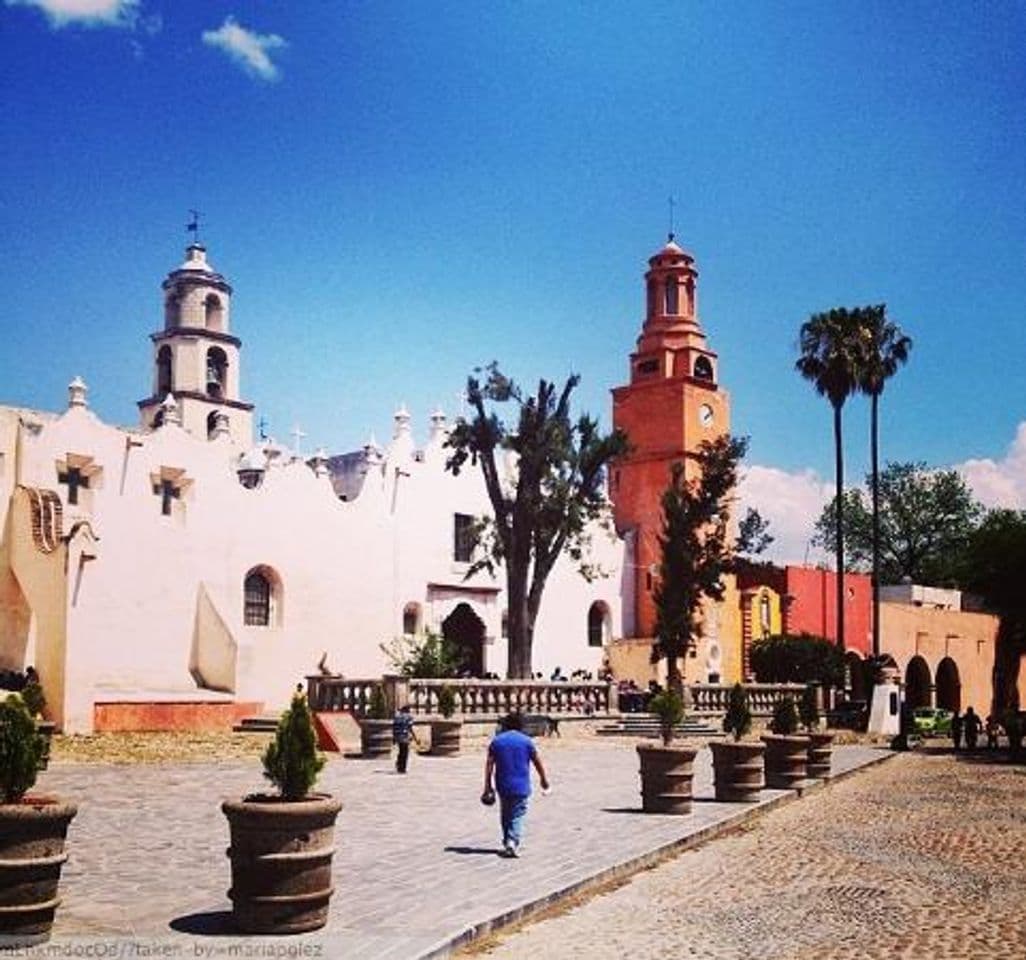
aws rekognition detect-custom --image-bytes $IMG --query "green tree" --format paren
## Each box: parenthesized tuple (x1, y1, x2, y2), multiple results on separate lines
(651, 434, 748, 696)
(380, 631, 459, 678)
(445, 364, 628, 678)
(855, 306, 912, 658)
(0, 694, 44, 803)
(796, 308, 866, 648)
(957, 509, 1026, 713)
(750, 633, 846, 687)
(813, 462, 983, 586)
(262, 690, 325, 801)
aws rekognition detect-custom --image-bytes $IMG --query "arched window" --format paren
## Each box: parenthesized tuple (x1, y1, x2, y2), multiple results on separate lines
(207, 411, 219, 440)
(403, 603, 421, 636)
(164, 293, 181, 329)
(204, 294, 224, 331)
(244, 566, 281, 627)
(693, 356, 714, 381)
(588, 601, 610, 648)
(646, 280, 657, 317)
(664, 276, 679, 315)
(759, 592, 771, 638)
(206, 347, 228, 400)
(156, 346, 173, 397)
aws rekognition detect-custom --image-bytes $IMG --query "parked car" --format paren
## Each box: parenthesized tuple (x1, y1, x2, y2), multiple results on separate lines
(826, 699, 868, 731)
(912, 706, 953, 737)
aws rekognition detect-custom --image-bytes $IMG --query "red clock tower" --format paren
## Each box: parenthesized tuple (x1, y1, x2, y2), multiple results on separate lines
(611, 235, 731, 638)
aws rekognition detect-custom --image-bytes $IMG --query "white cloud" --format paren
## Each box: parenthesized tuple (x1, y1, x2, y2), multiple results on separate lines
(202, 16, 286, 82)
(6, 0, 139, 28)
(736, 464, 833, 566)
(957, 421, 1026, 510)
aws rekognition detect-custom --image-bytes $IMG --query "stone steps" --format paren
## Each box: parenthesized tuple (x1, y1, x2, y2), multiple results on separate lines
(596, 713, 724, 740)
(233, 713, 281, 733)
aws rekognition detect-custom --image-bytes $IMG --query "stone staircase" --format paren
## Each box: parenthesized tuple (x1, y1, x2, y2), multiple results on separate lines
(595, 712, 724, 740)
(232, 713, 281, 733)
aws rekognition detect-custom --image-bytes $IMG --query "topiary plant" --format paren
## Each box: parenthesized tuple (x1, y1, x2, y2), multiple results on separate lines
(0, 694, 45, 804)
(20, 680, 46, 719)
(769, 695, 799, 736)
(262, 691, 325, 801)
(722, 683, 752, 742)
(649, 689, 685, 745)
(367, 684, 388, 720)
(798, 684, 820, 732)
(436, 684, 457, 719)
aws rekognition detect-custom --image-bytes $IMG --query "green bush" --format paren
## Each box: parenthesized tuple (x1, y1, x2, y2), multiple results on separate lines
(722, 683, 752, 742)
(20, 681, 45, 719)
(769, 695, 799, 736)
(436, 684, 457, 719)
(380, 630, 460, 678)
(750, 633, 845, 687)
(262, 691, 325, 801)
(798, 685, 820, 731)
(0, 694, 45, 803)
(367, 685, 388, 720)
(649, 689, 684, 745)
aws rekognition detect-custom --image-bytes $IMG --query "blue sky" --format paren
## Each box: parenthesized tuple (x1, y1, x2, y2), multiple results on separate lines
(2, 1, 1025, 561)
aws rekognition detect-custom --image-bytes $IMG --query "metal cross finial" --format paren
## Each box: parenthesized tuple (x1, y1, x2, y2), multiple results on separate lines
(668, 196, 676, 243)
(258, 416, 269, 441)
(187, 210, 202, 245)
(290, 424, 306, 457)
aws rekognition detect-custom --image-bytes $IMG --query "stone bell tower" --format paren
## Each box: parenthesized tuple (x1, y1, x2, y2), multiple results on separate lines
(610, 235, 731, 638)
(138, 242, 254, 446)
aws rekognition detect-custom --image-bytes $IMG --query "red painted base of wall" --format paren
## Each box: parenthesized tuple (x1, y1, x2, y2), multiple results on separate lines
(93, 701, 264, 733)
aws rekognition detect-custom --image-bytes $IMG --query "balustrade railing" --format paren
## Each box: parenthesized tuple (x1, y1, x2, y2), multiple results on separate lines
(688, 683, 806, 716)
(306, 676, 383, 716)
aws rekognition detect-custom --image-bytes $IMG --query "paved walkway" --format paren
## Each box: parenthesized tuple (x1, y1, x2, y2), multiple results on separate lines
(31, 740, 889, 959)
(471, 747, 1026, 960)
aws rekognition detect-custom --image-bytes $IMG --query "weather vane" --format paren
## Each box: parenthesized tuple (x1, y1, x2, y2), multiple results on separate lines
(186, 209, 202, 245)
(668, 195, 676, 242)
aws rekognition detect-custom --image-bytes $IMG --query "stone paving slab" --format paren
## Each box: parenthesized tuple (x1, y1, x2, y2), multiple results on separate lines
(26, 741, 892, 959)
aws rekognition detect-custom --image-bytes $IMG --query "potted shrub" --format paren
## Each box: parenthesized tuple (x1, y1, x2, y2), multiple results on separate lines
(430, 684, 462, 756)
(359, 684, 393, 759)
(761, 695, 810, 790)
(709, 684, 765, 802)
(636, 688, 697, 814)
(18, 680, 54, 771)
(800, 684, 834, 778)
(222, 689, 342, 934)
(0, 694, 77, 946)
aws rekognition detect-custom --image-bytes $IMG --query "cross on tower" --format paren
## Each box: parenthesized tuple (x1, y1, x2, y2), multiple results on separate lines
(186, 209, 202, 245)
(58, 466, 89, 505)
(668, 195, 676, 242)
(290, 424, 306, 457)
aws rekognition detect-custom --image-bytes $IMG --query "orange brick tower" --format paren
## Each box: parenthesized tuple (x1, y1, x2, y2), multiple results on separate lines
(611, 235, 731, 638)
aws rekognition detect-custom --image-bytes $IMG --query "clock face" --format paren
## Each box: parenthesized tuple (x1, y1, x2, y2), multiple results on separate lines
(699, 404, 714, 428)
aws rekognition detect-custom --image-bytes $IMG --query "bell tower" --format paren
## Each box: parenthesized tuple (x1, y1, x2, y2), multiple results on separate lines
(138, 242, 254, 446)
(610, 235, 731, 637)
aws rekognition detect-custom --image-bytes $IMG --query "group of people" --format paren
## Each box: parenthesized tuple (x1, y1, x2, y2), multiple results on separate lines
(950, 706, 1002, 751)
(391, 706, 550, 859)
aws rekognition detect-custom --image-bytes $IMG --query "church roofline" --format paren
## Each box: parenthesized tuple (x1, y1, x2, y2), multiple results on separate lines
(137, 392, 255, 412)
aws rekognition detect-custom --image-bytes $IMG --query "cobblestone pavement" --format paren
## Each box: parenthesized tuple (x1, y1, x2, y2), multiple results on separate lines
(28, 740, 888, 960)
(471, 748, 1026, 960)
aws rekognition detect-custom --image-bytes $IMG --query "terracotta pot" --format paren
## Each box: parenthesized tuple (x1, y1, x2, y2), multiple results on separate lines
(222, 793, 342, 934)
(0, 798, 77, 946)
(761, 734, 811, 789)
(806, 731, 835, 779)
(359, 719, 393, 758)
(430, 719, 462, 756)
(636, 743, 697, 814)
(709, 740, 765, 802)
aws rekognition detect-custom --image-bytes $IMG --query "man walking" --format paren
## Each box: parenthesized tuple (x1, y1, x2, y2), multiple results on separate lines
(392, 704, 419, 774)
(482, 712, 550, 858)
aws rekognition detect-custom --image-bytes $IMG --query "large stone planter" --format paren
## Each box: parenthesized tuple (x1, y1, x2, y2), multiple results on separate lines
(359, 719, 393, 759)
(0, 798, 77, 946)
(709, 740, 765, 802)
(806, 731, 835, 779)
(637, 743, 697, 814)
(761, 734, 811, 790)
(222, 794, 342, 934)
(430, 719, 462, 756)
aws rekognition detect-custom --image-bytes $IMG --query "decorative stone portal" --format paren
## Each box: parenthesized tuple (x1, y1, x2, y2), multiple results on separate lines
(442, 602, 485, 677)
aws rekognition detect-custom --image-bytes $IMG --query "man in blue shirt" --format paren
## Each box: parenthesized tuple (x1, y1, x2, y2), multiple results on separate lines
(482, 712, 550, 858)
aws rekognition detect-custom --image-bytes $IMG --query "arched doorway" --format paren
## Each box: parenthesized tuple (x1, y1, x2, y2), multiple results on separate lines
(587, 601, 610, 648)
(905, 655, 932, 709)
(846, 652, 871, 703)
(442, 602, 485, 677)
(936, 657, 961, 712)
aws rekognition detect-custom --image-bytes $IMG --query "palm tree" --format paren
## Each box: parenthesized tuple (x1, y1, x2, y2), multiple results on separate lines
(796, 308, 865, 651)
(856, 305, 912, 659)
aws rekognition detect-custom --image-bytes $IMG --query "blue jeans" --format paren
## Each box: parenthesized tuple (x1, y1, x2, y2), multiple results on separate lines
(499, 794, 529, 848)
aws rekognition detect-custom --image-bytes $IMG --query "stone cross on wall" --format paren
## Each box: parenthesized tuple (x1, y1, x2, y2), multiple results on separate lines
(58, 466, 89, 505)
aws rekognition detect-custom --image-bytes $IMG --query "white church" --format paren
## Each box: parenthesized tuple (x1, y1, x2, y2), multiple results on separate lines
(0, 242, 626, 733)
